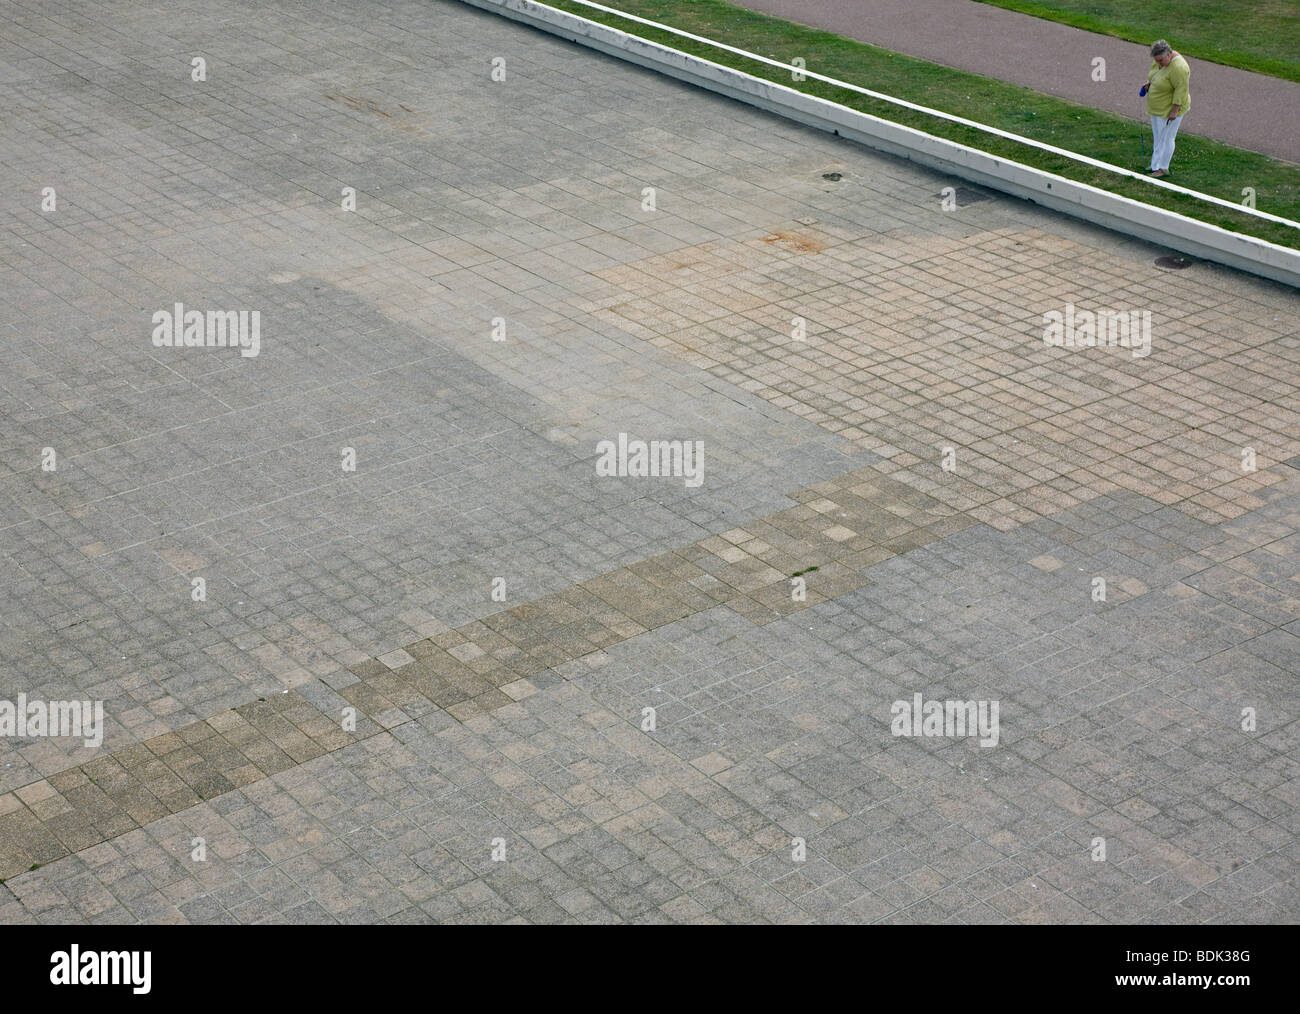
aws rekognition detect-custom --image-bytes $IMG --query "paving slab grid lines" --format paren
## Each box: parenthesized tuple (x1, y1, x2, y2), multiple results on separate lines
(0, 0, 1296, 925)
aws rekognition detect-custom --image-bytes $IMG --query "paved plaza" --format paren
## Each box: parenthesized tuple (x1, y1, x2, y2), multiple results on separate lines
(0, 0, 1296, 923)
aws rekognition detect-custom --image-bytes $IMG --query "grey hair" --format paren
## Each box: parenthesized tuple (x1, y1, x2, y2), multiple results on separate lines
(1150, 39, 1172, 56)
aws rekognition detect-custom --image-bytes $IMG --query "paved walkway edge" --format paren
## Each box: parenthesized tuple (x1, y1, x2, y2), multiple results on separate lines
(458, 0, 1300, 289)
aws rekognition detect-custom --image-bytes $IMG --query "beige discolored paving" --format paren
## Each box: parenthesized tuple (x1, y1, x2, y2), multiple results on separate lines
(590, 227, 1297, 529)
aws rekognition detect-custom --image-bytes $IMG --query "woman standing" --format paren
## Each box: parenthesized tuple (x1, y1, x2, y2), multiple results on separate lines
(1142, 40, 1191, 178)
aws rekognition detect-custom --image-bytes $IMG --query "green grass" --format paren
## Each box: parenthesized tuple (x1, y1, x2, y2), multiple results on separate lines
(973, 0, 1300, 83)
(540, 0, 1300, 250)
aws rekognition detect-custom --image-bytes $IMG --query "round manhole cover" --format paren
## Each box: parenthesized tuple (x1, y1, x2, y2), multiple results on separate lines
(822, 172, 842, 182)
(1155, 255, 1194, 269)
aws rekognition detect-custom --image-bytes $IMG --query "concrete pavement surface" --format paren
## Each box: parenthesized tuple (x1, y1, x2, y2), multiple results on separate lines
(0, 0, 1297, 924)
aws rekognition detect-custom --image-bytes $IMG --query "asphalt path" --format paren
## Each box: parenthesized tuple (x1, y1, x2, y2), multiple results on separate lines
(730, 0, 1300, 164)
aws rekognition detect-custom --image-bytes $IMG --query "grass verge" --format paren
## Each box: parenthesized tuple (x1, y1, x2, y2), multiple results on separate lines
(536, 0, 1300, 251)
(972, 0, 1300, 84)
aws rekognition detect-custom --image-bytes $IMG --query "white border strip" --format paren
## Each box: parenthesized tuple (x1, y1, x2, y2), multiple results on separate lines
(459, 0, 1300, 288)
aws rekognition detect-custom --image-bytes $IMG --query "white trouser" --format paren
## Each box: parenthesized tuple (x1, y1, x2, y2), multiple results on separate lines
(1149, 114, 1184, 171)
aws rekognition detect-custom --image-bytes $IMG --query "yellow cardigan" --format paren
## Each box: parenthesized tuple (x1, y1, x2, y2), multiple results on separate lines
(1147, 56, 1191, 117)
